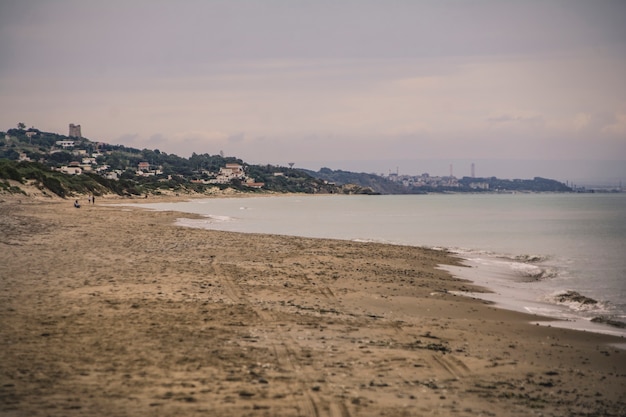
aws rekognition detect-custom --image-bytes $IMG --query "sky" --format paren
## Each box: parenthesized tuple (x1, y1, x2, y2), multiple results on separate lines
(1, 0, 625, 183)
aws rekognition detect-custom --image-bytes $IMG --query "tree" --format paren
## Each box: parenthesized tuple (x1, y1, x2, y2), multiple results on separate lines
(17, 122, 26, 130)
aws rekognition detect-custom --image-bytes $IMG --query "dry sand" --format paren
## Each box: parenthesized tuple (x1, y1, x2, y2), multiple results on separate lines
(1, 194, 625, 416)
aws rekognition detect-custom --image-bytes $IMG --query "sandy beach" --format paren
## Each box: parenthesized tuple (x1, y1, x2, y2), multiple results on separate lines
(1, 194, 624, 417)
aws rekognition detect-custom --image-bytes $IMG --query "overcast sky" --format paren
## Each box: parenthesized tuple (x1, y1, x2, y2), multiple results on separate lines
(1, 1, 625, 181)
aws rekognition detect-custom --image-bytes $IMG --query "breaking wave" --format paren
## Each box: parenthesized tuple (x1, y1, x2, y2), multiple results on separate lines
(175, 214, 235, 228)
(545, 290, 615, 316)
(449, 248, 558, 282)
(590, 316, 626, 329)
(513, 254, 550, 263)
(509, 262, 558, 281)
(547, 291, 626, 329)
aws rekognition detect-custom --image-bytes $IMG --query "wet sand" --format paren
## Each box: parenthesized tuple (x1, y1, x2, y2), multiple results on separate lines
(1, 195, 625, 416)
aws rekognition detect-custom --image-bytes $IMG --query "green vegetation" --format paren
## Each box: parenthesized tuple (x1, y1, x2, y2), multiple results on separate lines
(0, 126, 362, 197)
(0, 160, 110, 197)
(301, 168, 404, 194)
(245, 165, 353, 194)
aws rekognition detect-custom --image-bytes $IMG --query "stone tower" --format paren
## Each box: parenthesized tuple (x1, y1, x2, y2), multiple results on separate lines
(69, 123, 82, 138)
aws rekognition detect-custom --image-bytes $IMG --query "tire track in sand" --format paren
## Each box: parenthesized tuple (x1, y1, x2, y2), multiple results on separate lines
(431, 353, 471, 380)
(209, 256, 351, 417)
(272, 337, 351, 417)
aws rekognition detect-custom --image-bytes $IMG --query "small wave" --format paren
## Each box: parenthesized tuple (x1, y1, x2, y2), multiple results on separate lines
(591, 316, 626, 329)
(509, 263, 558, 281)
(430, 246, 451, 252)
(554, 290, 598, 305)
(205, 214, 235, 222)
(448, 247, 497, 257)
(352, 238, 397, 245)
(449, 248, 558, 282)
(445, 249, 559, 286)
(174, 214, 235, 229)
(450, 248, 551, 265)
(514, 254, 549, 263)
(352, 238, 377, 243)
(547, 290, 613, 314)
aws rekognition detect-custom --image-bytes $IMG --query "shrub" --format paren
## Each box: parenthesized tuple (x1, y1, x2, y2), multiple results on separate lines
(41, 176, 66, 197)
(0, 164, 23, 182)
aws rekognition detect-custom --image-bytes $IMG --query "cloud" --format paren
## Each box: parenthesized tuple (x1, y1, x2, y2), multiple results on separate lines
(602, 113, 626, 135)
(228, 133, 246, 144)
(113, 133, 140, 146)
(487, 115, 517, 123)
(174, 131, 230, 142)
(566, 112, 624, 135)
(487, 114, 545, 125)
(147, 134, 167, 146)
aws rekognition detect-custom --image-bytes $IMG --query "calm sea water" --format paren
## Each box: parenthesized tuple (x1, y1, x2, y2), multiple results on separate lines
(128, 193, 626, 337)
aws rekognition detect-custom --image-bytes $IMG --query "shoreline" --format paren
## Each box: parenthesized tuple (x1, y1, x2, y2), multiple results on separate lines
(442, 252, 626, 340)
(441, 256, 626, 341)
(1, 195, 625, 416)
(117, 193, 626, 340)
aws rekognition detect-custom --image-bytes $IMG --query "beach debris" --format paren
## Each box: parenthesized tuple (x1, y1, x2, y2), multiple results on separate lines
(419, 380, 439, 390)
(405, 339, 451, 353)
(369, 380, 390, 387)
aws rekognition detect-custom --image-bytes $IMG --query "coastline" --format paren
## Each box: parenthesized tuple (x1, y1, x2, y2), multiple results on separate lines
(120, 193, 626, 340)
(1, 194, 625, 416)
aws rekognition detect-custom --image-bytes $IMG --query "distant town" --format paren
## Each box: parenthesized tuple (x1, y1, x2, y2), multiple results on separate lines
(1, 123, 622, 197)
(382, 169, 591, 193)
(0, 123, 361, 197)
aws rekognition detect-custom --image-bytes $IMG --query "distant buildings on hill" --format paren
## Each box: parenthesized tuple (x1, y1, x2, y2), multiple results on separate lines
(386, 171, 470, 189)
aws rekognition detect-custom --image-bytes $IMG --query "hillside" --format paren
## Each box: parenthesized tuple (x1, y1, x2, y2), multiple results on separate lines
(1, 126, 573, 197)
(0, 127, 374, 198)
(300, 168, 408, 194)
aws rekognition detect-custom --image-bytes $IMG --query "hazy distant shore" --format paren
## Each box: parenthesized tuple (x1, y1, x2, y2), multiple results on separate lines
(1, 193, 625, 416)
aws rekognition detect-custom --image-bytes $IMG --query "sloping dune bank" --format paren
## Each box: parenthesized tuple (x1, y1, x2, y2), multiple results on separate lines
(1, 195, 624, 417)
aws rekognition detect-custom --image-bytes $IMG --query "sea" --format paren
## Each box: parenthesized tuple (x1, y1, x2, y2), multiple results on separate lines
(126, 193, 626, 338)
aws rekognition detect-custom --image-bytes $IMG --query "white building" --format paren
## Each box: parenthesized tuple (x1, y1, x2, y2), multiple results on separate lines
(210, 164, 246, 184)
(55, 140, 75, 149)
(60, 166, 82, 175)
